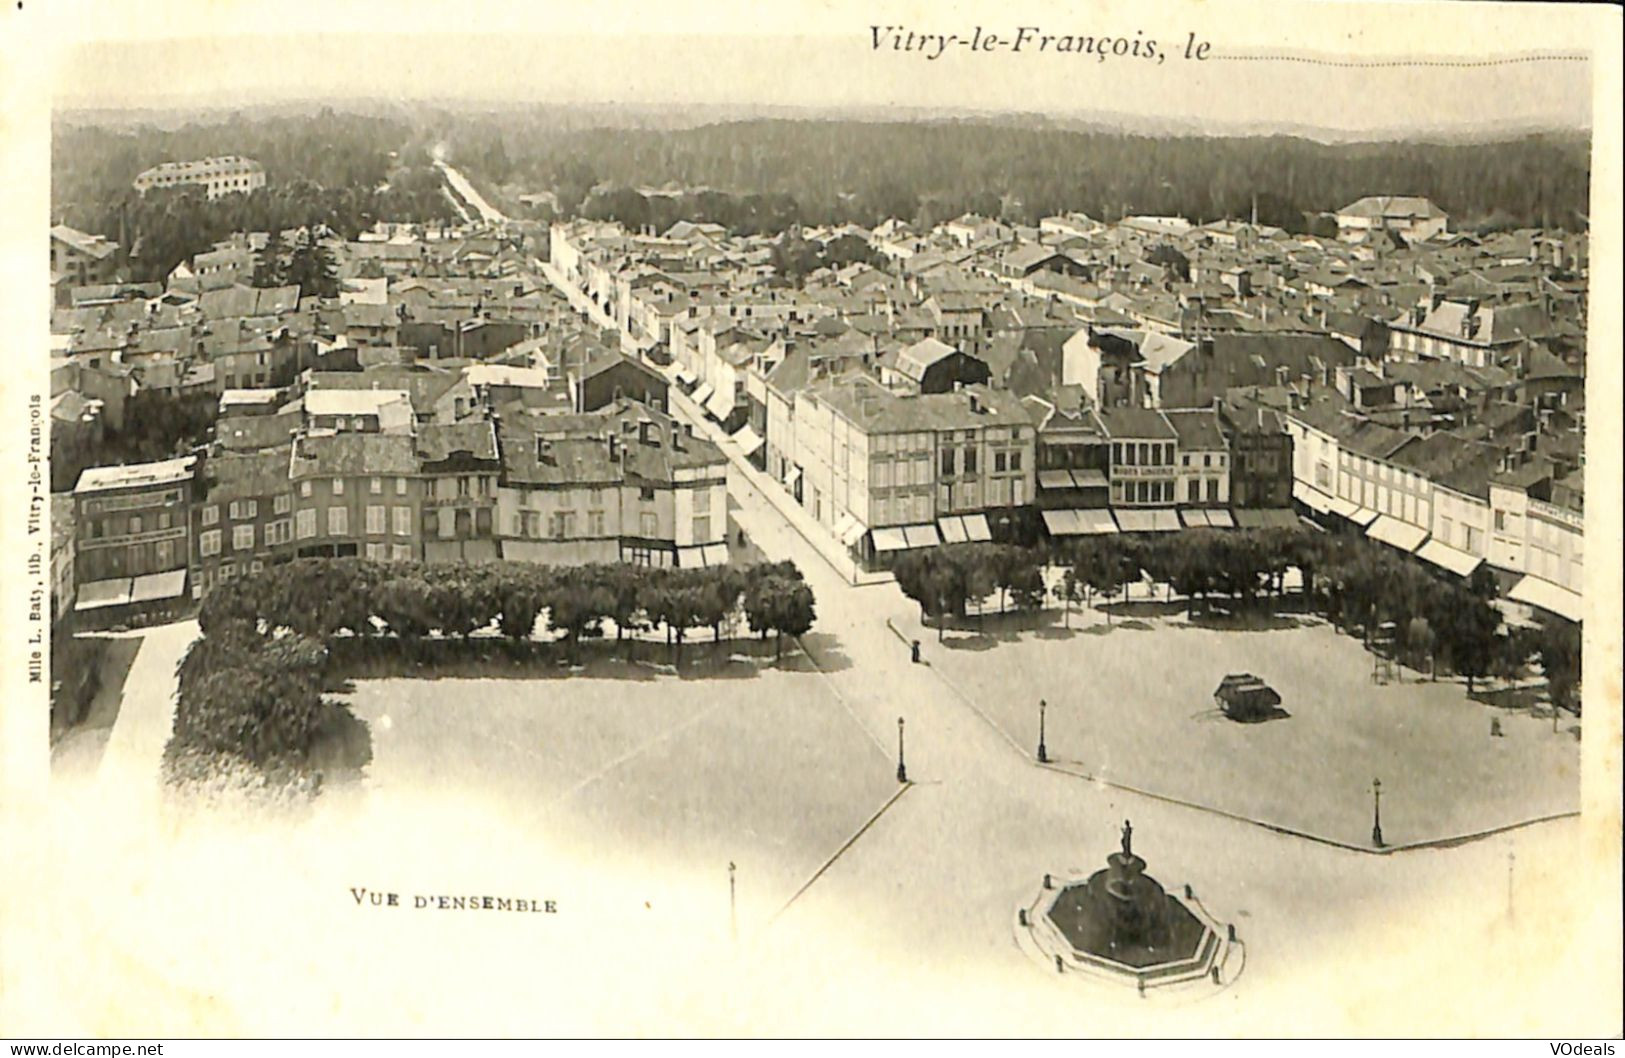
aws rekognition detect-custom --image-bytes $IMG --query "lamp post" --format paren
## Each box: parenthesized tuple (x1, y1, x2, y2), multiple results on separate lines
(896, 716, 908, 784)
(1037, 699, 1049, 763)
(728, 861, 737, 941)
(1371, 777, 1385, 848)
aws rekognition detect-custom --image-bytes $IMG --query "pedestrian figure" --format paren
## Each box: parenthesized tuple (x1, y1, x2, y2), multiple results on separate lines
(1490, 716, 1504, 738)
(910, 639, 921, 664)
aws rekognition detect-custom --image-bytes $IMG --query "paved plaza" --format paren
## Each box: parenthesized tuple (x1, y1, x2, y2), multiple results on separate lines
(897, 604, 1579, 848)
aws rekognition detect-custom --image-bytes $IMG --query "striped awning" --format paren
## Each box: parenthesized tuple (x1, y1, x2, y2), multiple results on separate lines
(902, 524, 941, 549)
(1345, 504, 1381, 527)
(1366, 514, 1428, 553)
(1416, 538, 1483, 578)
(129, 569, 187, 603)
(75, 577, 133, 611)
(1506, 575, 1582, 624)
(704, 383, 737, 420)
(730, 424, 764, 456)
(872, 527, 909, 553)
(1293, 481, 1336, 514)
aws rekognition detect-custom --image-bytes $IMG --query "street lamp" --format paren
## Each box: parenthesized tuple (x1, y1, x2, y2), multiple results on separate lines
(896, 716, 908, 784)
(1371, 777, 1385, 848)
(728, 861, 737, 941)
(1037, 699, 1049, 763)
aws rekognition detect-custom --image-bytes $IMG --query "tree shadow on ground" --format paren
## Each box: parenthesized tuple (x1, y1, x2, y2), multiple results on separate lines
(1469, 682, 1549, 713)
(311, 703, 373, 785)
(325, 634, 840, 684)
(1100, 598, 1187, 620)
(941, 634, 999, 652)
(1188, 611, 1315, 632)
(793, 631, 854, 675)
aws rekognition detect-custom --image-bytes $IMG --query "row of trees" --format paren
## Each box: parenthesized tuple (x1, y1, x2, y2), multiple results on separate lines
(198, 557, 818, 666)
(169, 556, 820, 794)
(893, 528, 1579, 700)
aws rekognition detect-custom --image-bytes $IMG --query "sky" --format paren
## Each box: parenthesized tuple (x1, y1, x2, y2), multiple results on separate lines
(38, 0, 1599, 137)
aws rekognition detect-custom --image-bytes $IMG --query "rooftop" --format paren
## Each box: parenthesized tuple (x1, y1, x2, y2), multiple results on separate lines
(74, 455, 197, 494)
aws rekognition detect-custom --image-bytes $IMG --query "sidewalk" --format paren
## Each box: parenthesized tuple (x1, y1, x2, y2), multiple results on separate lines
(97, 619, 199, 798)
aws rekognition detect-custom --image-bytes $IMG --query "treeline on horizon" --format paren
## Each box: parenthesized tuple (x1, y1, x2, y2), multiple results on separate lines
(448, 118, 1591, 234)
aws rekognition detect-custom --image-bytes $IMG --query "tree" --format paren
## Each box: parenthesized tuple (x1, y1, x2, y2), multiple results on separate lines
(1534, 616, 1581, 715)
(251, 228, 286, 287)
(773, 581, 817, 660)
(284, 229, 339, 299)
(1436, 594, 1502, 694)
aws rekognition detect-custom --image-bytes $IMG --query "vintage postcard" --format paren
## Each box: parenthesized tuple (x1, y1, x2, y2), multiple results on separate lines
(1, 0, 1620, 1039)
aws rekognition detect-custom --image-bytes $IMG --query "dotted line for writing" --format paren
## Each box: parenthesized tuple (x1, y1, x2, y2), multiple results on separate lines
(1212, 53, 1589, 68)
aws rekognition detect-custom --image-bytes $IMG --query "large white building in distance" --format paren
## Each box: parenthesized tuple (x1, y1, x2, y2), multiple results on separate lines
(133, 156, 267, 200)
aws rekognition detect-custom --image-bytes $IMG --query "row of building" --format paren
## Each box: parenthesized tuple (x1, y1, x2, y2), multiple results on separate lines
(546, 197, 1584, 623)
(64, 362, 729, 623)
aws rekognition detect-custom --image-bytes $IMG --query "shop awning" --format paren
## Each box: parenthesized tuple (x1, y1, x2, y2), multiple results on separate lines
(677, 543, 732, 568)
(962, 513, 992, 541)
(902, 524, 941, 549)
(1232, 508, 1297, 530)
(1181, 509, 1213, 528)
(783, 466, 801, 489)
(872, 527, 910, 553)
(1042, 509, 1082, 535)
(938, 515, 969, 544)
(75, 577, 133, 611)
(1151, 509, 1182, 532)
(1345, 504, 1381, 528)
(1366, 514, 1429, 552)
(1114, 509, 1156, 533)
(1293, 481, 1336, 514)
(1038, 470, 1075, 490)
(690, 381, 715, 407)
(1416, 538, 1483, 578)
(840, 517, 869, 547)
(730, 424, 764, 456)
(1206, 509, 1236, 529)
(1076, 509, 1118, 535)
(129, 569, 187, 604)
(1069, 468, 1108, 488)
(1506, 575, 1583, 624)
(704, 383, 737, 420)
(674, 368, 696, 385)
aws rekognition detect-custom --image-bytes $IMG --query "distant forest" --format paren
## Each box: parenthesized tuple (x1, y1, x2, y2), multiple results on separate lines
(48, 108, 1592, 284)
(447, 118, 1591, 235)
(52, 110, 457, 283)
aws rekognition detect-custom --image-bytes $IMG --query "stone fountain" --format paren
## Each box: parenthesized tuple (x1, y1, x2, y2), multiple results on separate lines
(1016, 821, 1236, 991)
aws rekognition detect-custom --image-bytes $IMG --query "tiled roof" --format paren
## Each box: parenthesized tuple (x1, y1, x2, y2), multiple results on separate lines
(418, 421, 499, 464)
(290, 432, 420, 478)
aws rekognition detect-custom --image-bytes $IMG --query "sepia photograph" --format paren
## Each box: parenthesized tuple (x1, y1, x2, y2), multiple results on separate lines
(0, 0, 1620, 1041)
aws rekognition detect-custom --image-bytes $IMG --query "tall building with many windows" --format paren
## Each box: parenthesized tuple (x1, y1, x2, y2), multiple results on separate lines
(72, 456, 197, 616)
(133, 156, 267, 200)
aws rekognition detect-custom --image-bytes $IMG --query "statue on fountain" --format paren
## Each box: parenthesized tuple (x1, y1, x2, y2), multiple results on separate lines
(1121, 819, 1133, 858)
